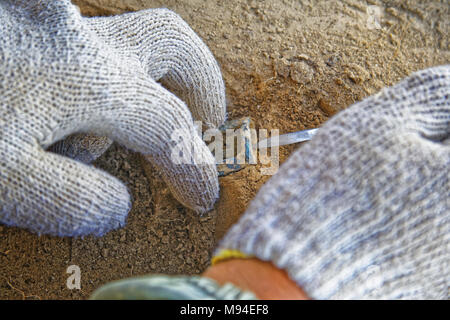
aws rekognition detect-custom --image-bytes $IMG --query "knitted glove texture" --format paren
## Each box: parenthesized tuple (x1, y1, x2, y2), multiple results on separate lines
(0, 0, 225, 236)
(217, 65, 450, 299)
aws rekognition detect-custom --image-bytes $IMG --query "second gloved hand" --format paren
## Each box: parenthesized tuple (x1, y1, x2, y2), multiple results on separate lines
(216, 66, 449, 299)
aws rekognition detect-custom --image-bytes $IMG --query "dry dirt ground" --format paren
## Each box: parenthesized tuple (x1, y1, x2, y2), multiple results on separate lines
(0, 0, 448, 299)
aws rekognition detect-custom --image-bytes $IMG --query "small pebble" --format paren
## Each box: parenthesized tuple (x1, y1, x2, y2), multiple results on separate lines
(123, 161, 131, 170)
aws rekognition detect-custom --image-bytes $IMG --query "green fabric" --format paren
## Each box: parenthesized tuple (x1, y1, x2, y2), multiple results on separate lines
(90, 275, 257, 300)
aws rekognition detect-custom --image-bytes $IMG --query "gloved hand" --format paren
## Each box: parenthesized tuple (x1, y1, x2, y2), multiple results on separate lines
(0, 0, 226, 236)
(216, 65, 449, 299)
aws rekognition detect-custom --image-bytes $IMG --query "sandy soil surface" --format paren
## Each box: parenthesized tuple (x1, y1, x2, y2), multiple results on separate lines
(1, 0, 448, 299)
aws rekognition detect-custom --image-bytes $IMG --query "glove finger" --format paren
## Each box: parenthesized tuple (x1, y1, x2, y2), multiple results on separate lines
(74, 76, 219, 213)
(84, 8, 226, 128)
(0, 141, 131, 236)
(48, 133, 113, 164)
(134, 83, 219, 213)
(332, 65, 450, 142)
(145, 132, 219, 214)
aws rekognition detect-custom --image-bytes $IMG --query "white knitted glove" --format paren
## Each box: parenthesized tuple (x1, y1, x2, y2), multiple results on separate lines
(0, 0, 226, 236)
(217, 65, 450, 299)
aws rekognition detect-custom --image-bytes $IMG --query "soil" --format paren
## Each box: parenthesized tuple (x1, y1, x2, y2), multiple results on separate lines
(1, 0, 448, 299)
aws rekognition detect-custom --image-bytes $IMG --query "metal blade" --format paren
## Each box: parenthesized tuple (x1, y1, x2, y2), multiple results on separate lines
(258, 128, 318, 149)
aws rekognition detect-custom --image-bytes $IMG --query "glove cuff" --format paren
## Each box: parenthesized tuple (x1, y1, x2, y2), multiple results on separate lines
(211, 249, 253, 266)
